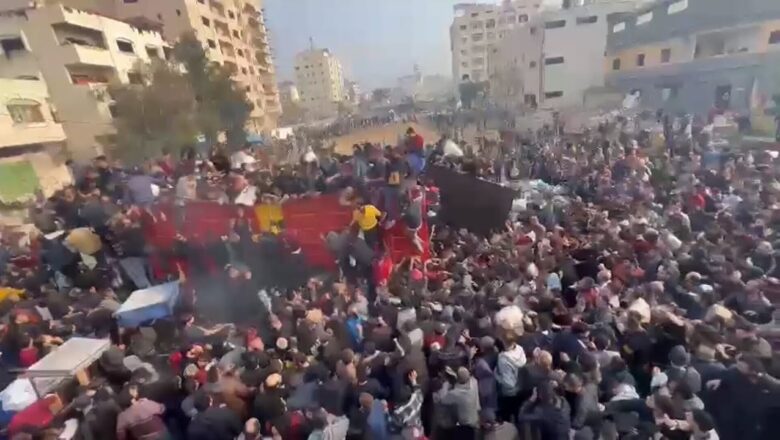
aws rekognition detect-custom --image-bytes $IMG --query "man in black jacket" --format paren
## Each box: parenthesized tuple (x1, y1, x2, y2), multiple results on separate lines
(188, 392, 243, 440)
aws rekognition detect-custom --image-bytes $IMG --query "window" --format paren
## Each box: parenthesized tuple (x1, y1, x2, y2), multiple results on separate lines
(544, 91, 563, 99)
(519, 14, 528, 23)
(612, 58, 621, 70)
(471, 12, 479, 17)
(472, 33, 484, 42)
(157, 13, 162, 20)
(545, 56, 564, 65)
(176, 9, 181, 16)
(461, 62, 468, 67)
(471, 21, 483, 29)
(576, 15, 598, 25)
(636, 53, 645, 67)
(201, 16, 210, 26)
(123, 0, 138, 3)
(233, 30, 240, 38)
(127, 71, 143, 84)
(241, 67, 247, 74)
(249, 66, 254, 74)
(8, 100, 44, 123)
(659, 85, 679, 101)
(146, 46, 160, 58)
(508, 15, 516, 24)
(486, 19, 496, 28)
(237, 49, 243, 56)
(228, 10, 235, 19)
(668, 0, 688, 14)
(0, 37, 26, 58)
(116, 39, 134, 54)
(769, 31, 780, 45)
(637, 12, 653, 26)
(473, 57, 485, 65)
(661, 48, 671, 63)
(487, 32, 495, 40)
(529, 61, 537, 68)
(530, 27, 537, 35)
(197, 0, 205, 3)
(545, 20, 566, 29)
(460, 25, 467, 31)
(207, 39, 216, 49)
(613, 22, 626, 33)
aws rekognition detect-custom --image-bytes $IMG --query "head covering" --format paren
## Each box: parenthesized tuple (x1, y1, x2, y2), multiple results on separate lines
(669, 345, 690, 367)
(265, 373, 282, 388)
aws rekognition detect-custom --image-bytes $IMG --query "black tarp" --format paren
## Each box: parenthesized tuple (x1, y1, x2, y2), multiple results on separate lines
(427, 165, 515, 236)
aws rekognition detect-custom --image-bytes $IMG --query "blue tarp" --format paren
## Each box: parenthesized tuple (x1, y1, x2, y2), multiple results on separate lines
(115, 282, 180, 327)
(246, 133, 267, 145)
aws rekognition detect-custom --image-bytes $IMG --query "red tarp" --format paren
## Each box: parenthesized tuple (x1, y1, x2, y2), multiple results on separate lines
(143, 196, 429, 272)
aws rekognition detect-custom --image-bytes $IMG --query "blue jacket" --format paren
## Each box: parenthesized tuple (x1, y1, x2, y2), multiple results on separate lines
(367, 400, 388, 440)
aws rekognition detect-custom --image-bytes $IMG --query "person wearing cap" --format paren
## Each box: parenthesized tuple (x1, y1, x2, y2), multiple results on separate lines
(666, 345, 702, 394)
(434, 366, 481, 438)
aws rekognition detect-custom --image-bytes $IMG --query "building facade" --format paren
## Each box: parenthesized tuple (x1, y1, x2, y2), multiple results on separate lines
(450, 0, 542, 84)
(605, 0, 780, 115)
(50, 0, 281, 133)
(0, 4, 170, 159)
(490, 0, 638, 111)
(294, 48, 344, 119)
(0, 77, 72, 201)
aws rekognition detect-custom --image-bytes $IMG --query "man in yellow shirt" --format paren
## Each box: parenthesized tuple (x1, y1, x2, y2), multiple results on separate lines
(352, 203, 383, 249)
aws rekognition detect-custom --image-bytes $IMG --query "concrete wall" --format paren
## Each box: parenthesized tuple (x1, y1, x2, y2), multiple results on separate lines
(606, 51, 780, 114)
(0, 78, 66, 149)
(607, 0, 780, 52)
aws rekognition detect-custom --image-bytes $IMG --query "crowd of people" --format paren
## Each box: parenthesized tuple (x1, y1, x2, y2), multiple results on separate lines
(0, 115, 778, 440)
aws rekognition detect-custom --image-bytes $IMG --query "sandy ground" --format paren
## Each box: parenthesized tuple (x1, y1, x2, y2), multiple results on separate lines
(329, 122, 441, 155)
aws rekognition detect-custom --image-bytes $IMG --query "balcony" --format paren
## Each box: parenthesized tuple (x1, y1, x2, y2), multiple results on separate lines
(220, 41, 235, 58)
(60, 44, 114, 67)
(223, 60, 238, 75)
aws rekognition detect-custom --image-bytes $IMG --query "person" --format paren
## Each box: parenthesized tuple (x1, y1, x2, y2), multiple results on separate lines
(518, 382, 571, 440)
(352, 201, 383, 250)
(115, 388, 167, 440)
(495, 335, 526, 422)
(434, 367, 481, 439)
(187, 391, 243, 440)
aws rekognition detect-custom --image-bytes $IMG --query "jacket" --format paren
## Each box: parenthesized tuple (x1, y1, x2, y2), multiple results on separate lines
(187, 406, 242, 440)
(435, 378, 481, 427)
(496, 345, 527, 396)
(475, 357, 498, 411)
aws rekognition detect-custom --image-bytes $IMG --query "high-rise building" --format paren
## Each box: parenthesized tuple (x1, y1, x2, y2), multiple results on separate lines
(450, 0, 543, 84)
(43, 0, 281, 134)
(0, 4, 171, 159)
(489, 0, 639, 111)
(294, 48, 344, 119)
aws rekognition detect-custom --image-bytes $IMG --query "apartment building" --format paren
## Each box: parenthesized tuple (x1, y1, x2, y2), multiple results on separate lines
(490, 0, 637, 111)
(605, 0, 780, 115)
(47, 0, 281, 133)
(294, 48, 344, 119)
(450, 0, 543, 84)
(0, 4, 170, 160)
(0, 77, 72, 202)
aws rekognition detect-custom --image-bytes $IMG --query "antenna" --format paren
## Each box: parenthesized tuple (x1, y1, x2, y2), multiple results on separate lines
(309, 37, 314, 50)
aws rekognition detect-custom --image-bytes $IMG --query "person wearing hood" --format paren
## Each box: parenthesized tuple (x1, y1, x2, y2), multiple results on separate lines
(495, 335, 526, 422)
(666, 345, 702, 394)
(434, 367, 481, 439)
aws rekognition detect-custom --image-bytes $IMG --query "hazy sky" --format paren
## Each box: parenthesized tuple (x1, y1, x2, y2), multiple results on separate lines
(264, 0, 562, 90)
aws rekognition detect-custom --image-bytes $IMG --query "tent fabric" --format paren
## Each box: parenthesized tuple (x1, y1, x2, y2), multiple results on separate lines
(0, 161, 39, 204)
(115, 281, 180, 327)
(427, 165, 515, 236)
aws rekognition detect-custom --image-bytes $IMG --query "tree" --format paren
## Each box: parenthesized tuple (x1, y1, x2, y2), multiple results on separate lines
(108, 60, 198, 165)
(174, 32, 251, 150)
